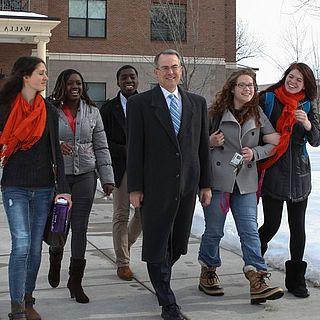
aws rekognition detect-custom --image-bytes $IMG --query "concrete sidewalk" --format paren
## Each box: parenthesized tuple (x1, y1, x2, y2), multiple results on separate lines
(0, 191, 319, 320)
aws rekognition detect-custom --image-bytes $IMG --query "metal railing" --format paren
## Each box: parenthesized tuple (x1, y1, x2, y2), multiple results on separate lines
(0, 0, 30, 12)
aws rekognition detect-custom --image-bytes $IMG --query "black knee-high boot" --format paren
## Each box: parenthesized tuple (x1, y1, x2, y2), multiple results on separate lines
(67, 257, 89, 303)
(48, 247, 64, 288)
(285, 260, 310, 298)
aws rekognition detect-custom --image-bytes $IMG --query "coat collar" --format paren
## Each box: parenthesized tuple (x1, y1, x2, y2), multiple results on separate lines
(111, 91, 126, 129)
(151, 84, 194, 147)
(221, 109, 258, 138)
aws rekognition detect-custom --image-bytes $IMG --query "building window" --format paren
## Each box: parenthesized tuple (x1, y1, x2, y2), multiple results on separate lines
(0, 0, 29, 11)
(86, 82, 106, 107)
(69, 0, 106, 38)
(150, 3, 186, 41)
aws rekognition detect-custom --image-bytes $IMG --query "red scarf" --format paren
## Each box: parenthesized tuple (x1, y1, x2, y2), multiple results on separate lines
(259, 85, 305, 170)
(0, 92, 47, 166)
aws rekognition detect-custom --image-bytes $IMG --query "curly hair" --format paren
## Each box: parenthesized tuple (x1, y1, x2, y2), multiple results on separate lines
(0, 56, 45, 127)
(261, 62, 317, 100)
(209, 68, 260, 126)
(49, 69, 96, 108)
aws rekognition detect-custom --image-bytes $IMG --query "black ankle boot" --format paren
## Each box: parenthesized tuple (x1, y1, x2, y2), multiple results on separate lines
(285, 260, 310, 298)
(67, 257, 89, 303)
(48, 247, 64, 288)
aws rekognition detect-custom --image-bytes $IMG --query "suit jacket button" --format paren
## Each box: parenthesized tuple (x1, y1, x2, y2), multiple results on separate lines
(252, 132, 255, 135)
(176, 174, 180, 178)
(176, 152, 180, 156)
(217, 161, 221, 166)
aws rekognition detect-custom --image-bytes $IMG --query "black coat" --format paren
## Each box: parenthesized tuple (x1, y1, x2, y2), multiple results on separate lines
(127, 85, 212, 263)
(260, 93, 320, 202)
(100, 92, 127, 188)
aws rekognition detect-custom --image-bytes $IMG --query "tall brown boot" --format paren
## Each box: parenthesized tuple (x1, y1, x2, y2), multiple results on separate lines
(24, 294, 41, 320)
(67, 257, 89, 303)
(8, 302, 27, 319)
(244, 265, 284, 304)
(48, 247, 64, 288)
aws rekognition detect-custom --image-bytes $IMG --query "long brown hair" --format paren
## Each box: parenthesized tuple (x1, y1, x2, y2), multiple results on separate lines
(209, 68, 260, 126)
(261, 62, 317, 100)
(0, 56, 45, 128)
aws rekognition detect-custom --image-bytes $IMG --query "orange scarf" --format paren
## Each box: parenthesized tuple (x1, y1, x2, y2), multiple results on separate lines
(0, 92, 47, 166)
(259, 85, 305, 170)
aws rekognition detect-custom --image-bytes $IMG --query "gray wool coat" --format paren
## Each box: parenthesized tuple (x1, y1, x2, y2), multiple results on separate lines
(211, 107, 275, 194)
(58, 100, 114, 186)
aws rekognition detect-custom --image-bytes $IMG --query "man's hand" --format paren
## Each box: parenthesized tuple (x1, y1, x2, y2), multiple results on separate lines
(130, 191, 144, 208)
(102, 183, 114, 196)
(199, 188, 212, 208)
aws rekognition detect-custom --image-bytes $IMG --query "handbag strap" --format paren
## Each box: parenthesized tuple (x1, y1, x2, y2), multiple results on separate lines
(48, 105, 58, 190)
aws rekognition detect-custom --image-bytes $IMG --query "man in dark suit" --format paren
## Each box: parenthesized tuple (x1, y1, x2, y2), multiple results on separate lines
(127, 49, 212, 320)
(100, 65, 141, 281)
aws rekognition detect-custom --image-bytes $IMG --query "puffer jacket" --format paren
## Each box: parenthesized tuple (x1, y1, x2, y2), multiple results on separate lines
(260, 93, 320, 202)
(57, 100, 114, 186)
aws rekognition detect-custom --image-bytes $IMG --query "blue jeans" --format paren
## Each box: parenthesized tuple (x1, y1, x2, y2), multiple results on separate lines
(2, 186, 54, 304)
(198, 190, 267, 271)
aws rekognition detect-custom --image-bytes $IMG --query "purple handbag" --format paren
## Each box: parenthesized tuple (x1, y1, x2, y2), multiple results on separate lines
(43, 198, 70, 248)
(51, 198, 70, 233)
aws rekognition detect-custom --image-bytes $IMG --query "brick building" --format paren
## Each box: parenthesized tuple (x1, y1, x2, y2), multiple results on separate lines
(0, 0, 236, 104)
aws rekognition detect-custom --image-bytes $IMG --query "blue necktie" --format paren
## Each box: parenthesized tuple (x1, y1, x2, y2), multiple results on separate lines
(168, 94, 181, 135)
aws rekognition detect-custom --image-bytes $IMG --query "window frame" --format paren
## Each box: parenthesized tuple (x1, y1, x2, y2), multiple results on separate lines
(68, 0, 107, 39)
(150, 2, 187, 42)
(86, 81, 107, 107)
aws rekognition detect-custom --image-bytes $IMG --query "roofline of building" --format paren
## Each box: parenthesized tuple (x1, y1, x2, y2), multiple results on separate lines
(0, 13, 60, 22)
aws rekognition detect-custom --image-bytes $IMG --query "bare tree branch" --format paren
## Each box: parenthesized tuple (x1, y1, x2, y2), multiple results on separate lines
(294, 0, 320, 18)
(236, 20, 264, 62)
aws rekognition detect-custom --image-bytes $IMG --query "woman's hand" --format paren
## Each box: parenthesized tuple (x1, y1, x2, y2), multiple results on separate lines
(241, 147, 254, 162)
(54, 193, 72, 209)
(209, 130, 224, 148)
(60, 141, 73, 156)
(295, 109, 312, 131)
(102, 183, 114, 196)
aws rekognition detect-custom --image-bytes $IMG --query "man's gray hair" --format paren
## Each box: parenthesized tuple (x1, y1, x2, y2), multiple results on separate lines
(154, 49, 182, 66)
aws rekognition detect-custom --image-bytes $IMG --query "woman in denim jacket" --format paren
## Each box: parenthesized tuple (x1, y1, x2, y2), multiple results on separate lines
(47, 69, 114, 304)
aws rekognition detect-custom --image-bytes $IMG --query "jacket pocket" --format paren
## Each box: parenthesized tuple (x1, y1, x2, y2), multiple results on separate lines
(295, 154, 310, 176)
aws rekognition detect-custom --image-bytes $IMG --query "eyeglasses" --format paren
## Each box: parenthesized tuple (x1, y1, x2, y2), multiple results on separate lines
(157, 65, 181, 72)
(236, 83, 256, 90)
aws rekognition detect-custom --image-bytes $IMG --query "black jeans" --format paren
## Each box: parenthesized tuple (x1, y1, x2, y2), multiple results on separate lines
(259, 194, 308, 261)
(67, 171, 97, 259)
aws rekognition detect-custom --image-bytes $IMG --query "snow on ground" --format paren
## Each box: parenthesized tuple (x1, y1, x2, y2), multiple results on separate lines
(192, 146, 320, 286)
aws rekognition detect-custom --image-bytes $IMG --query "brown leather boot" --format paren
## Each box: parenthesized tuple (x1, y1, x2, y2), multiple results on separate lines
(24, 294, 41, 320)
(198, 266, 224, 296)
(8, 302, 27, 319)
(117, 266, 133, 281)
(244, 265, 284, 304)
